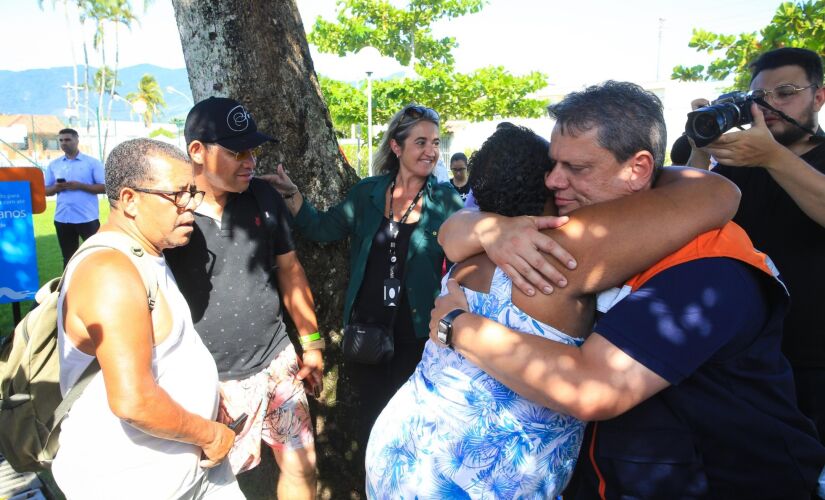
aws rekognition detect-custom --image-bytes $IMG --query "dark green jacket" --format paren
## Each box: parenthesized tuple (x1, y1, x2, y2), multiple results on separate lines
(293, 173, 463, 338)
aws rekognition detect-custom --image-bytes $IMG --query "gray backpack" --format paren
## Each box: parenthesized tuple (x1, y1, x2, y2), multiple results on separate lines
(0, 233, 159, 472)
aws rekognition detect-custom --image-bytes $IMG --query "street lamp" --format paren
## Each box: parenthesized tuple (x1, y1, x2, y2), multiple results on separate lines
(358, 47, 382, 176)
(166, 86, 194, 105)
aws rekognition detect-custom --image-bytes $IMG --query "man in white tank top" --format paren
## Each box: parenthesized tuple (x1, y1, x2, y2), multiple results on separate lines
(52, 138, 243, 499)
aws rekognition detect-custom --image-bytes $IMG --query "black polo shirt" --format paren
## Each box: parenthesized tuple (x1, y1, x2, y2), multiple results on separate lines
(165, 179, 295, 381)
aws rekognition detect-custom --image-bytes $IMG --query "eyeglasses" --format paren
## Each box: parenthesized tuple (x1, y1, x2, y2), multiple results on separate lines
(749, 83, 818, 104)
(211, 143, 263, 161)
(450, 167, 467, 172)
(131, 185, 205, 208)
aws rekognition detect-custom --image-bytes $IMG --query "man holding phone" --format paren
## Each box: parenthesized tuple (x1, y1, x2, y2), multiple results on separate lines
(44, 128, 105, 266)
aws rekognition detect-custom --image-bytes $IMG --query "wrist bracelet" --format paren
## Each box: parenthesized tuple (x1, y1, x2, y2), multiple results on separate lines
(301, 339, 326, 351)
(299, 332, 322, 344)
(283, 189, 299, 199)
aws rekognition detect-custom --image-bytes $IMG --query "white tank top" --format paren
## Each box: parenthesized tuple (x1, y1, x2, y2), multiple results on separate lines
(52, 234, 220, 500)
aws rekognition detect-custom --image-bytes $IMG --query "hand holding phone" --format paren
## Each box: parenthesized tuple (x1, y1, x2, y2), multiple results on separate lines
(228, 413, 248, 435)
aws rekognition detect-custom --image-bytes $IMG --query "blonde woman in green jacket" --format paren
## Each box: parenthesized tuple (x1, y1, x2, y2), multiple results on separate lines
(267, 104, 463, 448)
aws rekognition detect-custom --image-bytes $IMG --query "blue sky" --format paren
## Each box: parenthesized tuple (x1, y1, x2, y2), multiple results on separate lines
(1, 0, 784, 87)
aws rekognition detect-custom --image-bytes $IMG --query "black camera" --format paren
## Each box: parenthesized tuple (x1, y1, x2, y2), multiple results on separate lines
(685, 91, 756, 147)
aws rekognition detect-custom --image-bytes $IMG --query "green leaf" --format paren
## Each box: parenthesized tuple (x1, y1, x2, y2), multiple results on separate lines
(673, 0, 825, 85)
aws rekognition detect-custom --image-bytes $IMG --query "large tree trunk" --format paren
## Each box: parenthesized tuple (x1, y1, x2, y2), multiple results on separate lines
(171, 1, 363, 498)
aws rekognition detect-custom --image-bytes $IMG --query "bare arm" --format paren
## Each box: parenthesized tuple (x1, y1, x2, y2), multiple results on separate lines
(67, 251, 234, 466)
(275, 251, 323, 395)
(46, 181, 105, 195)
(440, 167, 738, 297)
(438, 210, 576, 295)
(73, 181, 106, 194)
(430, 280, 668, 421)
(703, 104, 825, 226)
(764, 149, 825, 226)
(551, 166, 739, 295)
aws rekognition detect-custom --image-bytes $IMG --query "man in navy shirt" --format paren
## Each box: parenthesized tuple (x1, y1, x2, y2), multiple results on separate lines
(432, 81, 825, 497)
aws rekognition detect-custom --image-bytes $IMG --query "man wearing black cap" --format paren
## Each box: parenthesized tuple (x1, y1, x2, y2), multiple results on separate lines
(165, 97, 323, 498)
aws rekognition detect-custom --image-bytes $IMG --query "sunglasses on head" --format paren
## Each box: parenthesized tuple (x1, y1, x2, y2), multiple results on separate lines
(401, 104, 440, 123)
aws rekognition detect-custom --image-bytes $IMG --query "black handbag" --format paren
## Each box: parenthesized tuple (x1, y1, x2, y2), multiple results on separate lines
(342, 279, 401, 365)
(341, 323, 395, 364)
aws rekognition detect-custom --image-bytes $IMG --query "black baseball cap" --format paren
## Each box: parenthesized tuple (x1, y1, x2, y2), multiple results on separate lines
(184, 97, 275, 151)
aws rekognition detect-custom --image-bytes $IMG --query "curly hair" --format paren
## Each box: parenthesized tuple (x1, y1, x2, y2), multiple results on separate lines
(469, 124, 552, 217)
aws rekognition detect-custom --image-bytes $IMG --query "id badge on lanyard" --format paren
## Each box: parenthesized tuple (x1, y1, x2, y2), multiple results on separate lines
(385, 178, 424, 308)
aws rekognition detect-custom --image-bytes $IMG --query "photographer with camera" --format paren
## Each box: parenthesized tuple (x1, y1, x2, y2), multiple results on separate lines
(687, 47, 825, 444)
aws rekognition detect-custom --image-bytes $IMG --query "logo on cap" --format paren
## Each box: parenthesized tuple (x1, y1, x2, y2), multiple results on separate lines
(226, 105, 251, 132)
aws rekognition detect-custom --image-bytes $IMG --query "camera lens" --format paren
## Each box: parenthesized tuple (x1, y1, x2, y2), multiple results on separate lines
(685, 102, 743, 147)
(692, 113, 722, 141)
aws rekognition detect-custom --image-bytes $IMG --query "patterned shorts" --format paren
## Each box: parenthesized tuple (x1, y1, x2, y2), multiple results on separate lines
(218, 344, 314, 475)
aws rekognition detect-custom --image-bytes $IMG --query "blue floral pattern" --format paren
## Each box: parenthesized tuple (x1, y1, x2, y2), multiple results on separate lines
(366, 268, 585, 499)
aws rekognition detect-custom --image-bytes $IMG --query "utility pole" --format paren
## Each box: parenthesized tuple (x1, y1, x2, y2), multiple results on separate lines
(656, 18, 665, 81)
(63, 82, 79, 126)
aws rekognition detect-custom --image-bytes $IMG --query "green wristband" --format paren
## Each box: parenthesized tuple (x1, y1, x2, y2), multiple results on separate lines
(300, 332, 322, 344)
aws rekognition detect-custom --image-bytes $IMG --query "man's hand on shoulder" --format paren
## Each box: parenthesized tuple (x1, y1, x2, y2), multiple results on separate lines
(701, 103, 786, 169)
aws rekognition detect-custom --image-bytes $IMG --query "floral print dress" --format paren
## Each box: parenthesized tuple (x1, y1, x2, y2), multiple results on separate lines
(365, 268, 585, 499)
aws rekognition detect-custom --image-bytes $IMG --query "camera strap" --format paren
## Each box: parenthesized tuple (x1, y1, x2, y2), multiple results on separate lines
(754, 98, 825, 144)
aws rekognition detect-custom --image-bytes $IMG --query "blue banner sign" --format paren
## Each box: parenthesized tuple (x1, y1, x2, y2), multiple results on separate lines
(0, 181, 39, 304)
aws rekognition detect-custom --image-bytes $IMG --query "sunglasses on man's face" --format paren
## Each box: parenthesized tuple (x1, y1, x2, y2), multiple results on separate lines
(211, 143, 264, 161)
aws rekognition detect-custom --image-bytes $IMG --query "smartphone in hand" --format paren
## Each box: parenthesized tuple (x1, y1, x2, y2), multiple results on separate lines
(56, 178, 66, 183)
(228, 413, 248, 435)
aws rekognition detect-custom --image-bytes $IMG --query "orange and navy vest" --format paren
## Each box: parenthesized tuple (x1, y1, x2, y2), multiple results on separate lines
(587, 221, 792, 500)
(596, 221, 786, 315)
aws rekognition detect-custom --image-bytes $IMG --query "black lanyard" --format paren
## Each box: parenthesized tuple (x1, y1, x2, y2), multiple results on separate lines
(387, 177, 425, 279)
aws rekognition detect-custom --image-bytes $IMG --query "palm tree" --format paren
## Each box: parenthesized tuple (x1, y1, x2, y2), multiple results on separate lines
(126, 74, 166, 128)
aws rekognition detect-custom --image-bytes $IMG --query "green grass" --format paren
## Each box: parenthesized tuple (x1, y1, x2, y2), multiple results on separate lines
(0, 198, 110, 337)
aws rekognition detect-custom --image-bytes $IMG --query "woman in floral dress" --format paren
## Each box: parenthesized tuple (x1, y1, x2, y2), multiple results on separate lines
(365, 124, 738, 498)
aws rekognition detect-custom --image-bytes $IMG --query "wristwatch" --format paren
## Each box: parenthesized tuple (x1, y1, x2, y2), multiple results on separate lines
(437, 308, 467, 348)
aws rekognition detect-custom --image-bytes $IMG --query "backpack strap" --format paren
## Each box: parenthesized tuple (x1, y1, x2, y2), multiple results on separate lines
(51, 232, 161, 427)
(64, 232, 160, 310)
(51, 358, 99, 425)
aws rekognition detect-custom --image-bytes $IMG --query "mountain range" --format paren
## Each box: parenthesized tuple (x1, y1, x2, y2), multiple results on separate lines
(0, 64, 192, 122)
